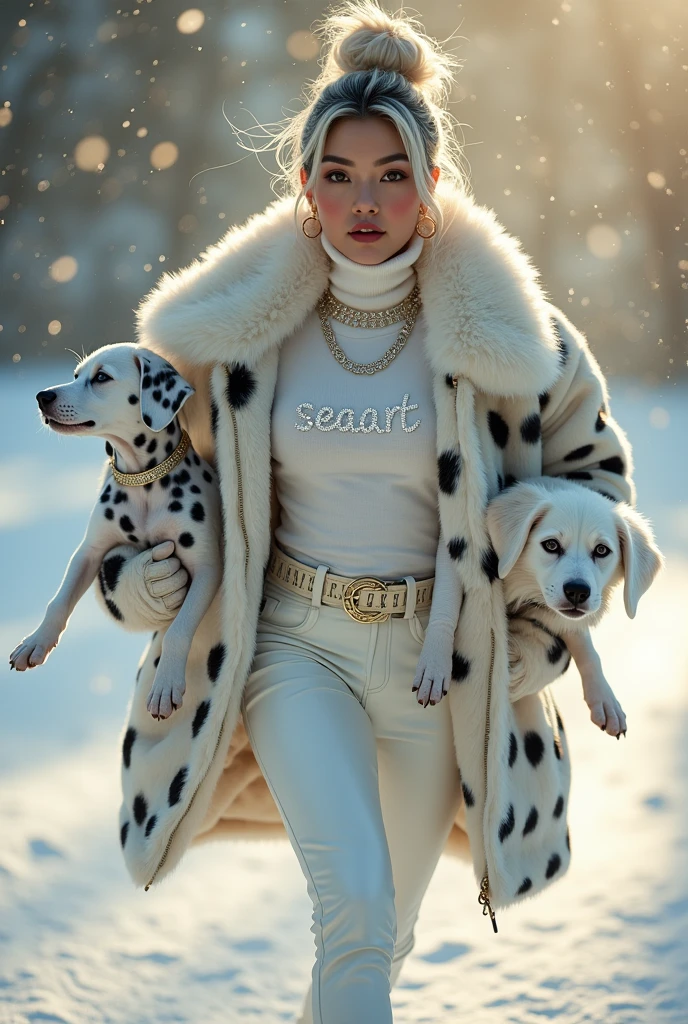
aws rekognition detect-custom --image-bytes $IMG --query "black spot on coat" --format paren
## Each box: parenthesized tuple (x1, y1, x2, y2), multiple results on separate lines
(448, 536, 467, 561)
(522, 806, 539, 836)
(487, 410, 509, 449)
(133, 792, 148, 826)
(122, 726, 136, 769)
(461, 782, 475, 807)
(225, 362, 257, 409)
(168, 766, 189, 806)
(545, 853, 562, 879)
(499, 804, 515, 842)
(451, 652, 471, 682)
(102, 554, 126, 592)
(599, 455, 624, 475)
(524, 731, 545, 767)
(207, 643, 226, 683)
(563, 443, 594, 462)
(481, 545, 499, 583)
(508, 732, 518, 768)
(438, 449, 462, 495)
(520, 413, 541, 444)
(192, 700, 211, 738)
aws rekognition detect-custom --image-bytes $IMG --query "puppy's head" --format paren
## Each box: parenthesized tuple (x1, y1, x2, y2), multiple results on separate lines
(485, 479, 664, 623)
(36, 343, 195, 437)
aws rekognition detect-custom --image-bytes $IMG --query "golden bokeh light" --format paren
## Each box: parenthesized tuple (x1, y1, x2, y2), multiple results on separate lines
(49, 256, 78, 283)
(177, 9, 205, 34)
(74, 135, 110, 172)
(647, 171, 666, 189)
(150, 141, 179, 170)
(286, 30, 319, 61)
(586, 224, 621, 260)
(48, 320, 62, 335)
(0, 108, 13, 128)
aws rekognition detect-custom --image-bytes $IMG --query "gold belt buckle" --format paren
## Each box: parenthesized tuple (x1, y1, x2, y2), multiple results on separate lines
(342, 577, 391, 623)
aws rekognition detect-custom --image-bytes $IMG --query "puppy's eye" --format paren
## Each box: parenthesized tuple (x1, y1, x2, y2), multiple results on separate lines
(594, 543, 611, 558)
(541, 539, 561, 554)
(92, 371, 111, 384)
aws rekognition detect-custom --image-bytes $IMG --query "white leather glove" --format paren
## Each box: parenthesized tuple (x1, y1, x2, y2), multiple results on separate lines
(93, 540, 189, 633)
(411, 620, 456, 708)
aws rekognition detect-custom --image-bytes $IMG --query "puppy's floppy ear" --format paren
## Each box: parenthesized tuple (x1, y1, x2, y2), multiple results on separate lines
(132, 347, 195, 432)
(485, 483, 553, 579)
(613, 503, 665, 618)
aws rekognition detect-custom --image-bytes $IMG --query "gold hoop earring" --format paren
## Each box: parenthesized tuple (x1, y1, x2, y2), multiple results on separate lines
(302, 203, 322, 238)
(415, 209, 437, 238)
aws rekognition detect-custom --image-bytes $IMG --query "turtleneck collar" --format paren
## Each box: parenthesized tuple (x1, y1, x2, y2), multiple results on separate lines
(319, 229, 424, 311)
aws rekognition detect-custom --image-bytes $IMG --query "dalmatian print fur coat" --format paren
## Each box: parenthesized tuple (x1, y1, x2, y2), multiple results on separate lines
(94, 180, 635, 923)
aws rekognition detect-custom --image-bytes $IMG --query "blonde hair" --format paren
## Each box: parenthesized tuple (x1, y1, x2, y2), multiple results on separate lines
(229, 1, 470, 236)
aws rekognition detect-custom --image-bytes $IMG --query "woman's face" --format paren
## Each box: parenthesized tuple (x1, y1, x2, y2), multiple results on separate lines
(300, 115, 439, 265)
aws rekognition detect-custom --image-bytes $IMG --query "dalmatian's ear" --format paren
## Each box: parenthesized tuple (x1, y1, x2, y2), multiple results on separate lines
(132, 348, 195, 432)
(612, 503, 665, 618)
(485, 482, 553, 579)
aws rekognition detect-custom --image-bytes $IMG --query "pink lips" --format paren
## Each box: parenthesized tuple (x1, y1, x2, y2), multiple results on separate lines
(350, 221, 385, 243)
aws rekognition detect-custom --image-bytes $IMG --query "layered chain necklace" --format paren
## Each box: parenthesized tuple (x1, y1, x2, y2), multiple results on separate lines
(316, 283, 422, 376)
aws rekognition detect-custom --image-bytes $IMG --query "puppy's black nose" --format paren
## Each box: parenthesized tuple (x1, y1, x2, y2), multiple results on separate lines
(563, 579, 591, 606)
(36, 390, 57, 411)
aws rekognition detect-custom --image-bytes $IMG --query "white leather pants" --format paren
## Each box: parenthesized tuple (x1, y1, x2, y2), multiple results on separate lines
(241, 568, 463, 1024)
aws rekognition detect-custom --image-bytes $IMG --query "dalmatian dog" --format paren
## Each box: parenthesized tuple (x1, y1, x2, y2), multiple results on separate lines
(485, 476, 664, 738)
(8, 342, 222, 721)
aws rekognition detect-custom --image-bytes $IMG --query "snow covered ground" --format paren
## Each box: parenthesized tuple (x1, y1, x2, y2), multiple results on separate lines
(1, 363, 686, 1024)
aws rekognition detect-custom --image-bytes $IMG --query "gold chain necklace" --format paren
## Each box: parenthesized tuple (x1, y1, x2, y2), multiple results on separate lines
(316, 284, 422, 376)
(110, 428, 191, 486)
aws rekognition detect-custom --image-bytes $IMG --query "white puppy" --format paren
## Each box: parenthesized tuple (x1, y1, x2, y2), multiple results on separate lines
(8, 342, 222, 722)
(485, 477, 664, 737)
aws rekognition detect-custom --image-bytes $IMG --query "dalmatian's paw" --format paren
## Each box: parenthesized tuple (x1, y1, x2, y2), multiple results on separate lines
(146, 656, 187, 720)
(582, 676, 627, 738)
(9, 625, 61, 671)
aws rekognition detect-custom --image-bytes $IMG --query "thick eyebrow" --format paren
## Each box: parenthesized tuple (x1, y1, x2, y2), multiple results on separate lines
(321, 152, 410, 167)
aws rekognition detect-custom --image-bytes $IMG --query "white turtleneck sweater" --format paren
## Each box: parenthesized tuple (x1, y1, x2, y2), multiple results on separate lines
(270, 228, 460, 630)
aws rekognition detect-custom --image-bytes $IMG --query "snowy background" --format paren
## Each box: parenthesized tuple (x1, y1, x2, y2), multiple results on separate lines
(2, 0, 687, 1020)
(0, 366, 686, 1023)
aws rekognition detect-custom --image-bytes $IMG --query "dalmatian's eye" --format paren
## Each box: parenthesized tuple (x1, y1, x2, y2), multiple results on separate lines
(593, 543, 611, 558)
(92, 371, 111, 384)
(541, 538, 561, 554)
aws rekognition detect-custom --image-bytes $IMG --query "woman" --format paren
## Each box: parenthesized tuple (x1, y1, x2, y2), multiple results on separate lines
(95, 3, 635, 1020)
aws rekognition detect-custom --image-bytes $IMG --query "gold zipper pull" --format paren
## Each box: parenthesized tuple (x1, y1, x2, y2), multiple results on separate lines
(479, 875, 499, 933)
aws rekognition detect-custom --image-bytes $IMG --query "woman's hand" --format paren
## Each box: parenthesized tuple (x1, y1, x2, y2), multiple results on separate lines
(412, 621, 455, 707)
(95, 540, 190, 632)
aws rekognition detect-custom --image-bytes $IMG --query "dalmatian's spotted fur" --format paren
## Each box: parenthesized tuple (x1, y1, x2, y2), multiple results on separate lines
(8, 342, 222, 721)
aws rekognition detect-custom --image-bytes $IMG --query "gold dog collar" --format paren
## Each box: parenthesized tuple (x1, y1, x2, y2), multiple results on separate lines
(110, 428, 191, 487)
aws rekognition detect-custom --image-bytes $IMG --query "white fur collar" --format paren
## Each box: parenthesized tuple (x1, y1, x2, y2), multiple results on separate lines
(135, 180, 564, 398)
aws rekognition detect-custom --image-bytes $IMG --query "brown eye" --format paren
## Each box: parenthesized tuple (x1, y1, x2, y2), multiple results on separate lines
(542, 539, 561, 554)
(93, 371, 111, 384)
(594, 543, 611, 558)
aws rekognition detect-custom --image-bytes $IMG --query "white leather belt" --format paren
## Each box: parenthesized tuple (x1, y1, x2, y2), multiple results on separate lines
(266, 540, 435, 624)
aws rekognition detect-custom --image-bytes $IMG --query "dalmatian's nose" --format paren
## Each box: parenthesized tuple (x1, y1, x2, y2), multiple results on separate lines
(562, 579, 590, 606)
(36, 390, 57, 412)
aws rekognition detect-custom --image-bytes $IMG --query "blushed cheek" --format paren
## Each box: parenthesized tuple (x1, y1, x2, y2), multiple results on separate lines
(314, 192, 345, 221)
(385, 190, 419, 220)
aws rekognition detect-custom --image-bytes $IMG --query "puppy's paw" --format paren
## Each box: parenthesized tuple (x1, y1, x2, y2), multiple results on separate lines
(584, 683, 627, 738)
(9, 627, 60, 671)
(146, 661, 186, 720)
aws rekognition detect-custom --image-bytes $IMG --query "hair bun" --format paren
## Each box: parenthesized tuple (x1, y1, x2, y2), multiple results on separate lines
(316, 1, 456, 105)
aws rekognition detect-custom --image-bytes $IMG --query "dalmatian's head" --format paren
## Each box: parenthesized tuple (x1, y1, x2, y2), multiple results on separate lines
(485, 479, 664, 623)
(36, 342, 195, 439)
